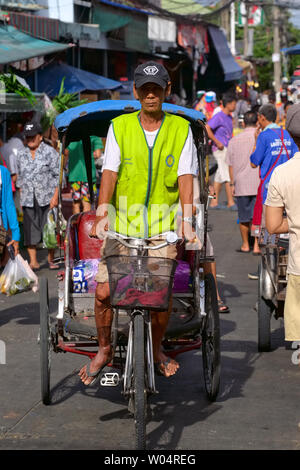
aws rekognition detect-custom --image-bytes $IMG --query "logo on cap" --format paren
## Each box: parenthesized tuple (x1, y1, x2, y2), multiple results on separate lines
(143, 65, 159, 76)
(26, 124, 33, 130)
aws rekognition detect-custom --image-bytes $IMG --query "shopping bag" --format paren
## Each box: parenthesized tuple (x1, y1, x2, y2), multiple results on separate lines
(43, 208, 57, 249)
(0, 254, 38, 296)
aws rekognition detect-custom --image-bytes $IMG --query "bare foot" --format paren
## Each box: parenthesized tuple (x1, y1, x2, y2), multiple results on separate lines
(78, 346, 112, 385)
(30, 263, 40, 270)
(155, 351, 179, 377)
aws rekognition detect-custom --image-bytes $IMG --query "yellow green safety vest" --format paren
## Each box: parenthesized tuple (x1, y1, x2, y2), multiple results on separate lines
(109, 111, 190, 238)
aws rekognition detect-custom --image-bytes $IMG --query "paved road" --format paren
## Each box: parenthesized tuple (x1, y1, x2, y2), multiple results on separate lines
(0, 207, 300, 450)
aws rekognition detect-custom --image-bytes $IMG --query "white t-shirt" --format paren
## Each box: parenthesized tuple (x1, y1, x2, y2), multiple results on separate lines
(102, 124, 198, 176)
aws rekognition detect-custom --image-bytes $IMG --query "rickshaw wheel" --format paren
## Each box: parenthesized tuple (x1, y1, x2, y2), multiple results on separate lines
(133, 314, 147, 450)
(39, 277, 51, 405)
(258, 263, 273, 352)
(201, 273, 221, 402)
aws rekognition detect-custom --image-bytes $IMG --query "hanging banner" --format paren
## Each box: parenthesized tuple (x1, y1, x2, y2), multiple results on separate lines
(238, 3, 264, 26)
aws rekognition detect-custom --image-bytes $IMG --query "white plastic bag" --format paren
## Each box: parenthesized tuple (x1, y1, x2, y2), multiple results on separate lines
(0, 254, 38, 296)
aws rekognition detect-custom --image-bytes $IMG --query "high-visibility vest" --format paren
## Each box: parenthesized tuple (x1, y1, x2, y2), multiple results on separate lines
(110, 111, 190, 238)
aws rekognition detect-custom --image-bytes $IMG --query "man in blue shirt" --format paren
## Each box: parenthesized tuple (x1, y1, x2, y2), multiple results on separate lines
(0, 165, 20, 266)
(250, 103, 298, 233)
(250, 104, 298, 203)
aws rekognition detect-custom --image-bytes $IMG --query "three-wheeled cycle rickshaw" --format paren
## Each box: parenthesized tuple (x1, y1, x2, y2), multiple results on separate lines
(39, 100, 221, 450)
(257, 227, 289, 352)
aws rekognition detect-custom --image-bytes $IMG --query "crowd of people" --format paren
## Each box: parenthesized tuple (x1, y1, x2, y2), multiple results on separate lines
(1, 68, 300, 377)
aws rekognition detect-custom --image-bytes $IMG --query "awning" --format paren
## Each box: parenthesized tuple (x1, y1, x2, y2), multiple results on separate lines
(208, 26, 243, 82)
(281, 44, 300, 55)
(0, 25, 69, 65)
(27, 62, 123, 96)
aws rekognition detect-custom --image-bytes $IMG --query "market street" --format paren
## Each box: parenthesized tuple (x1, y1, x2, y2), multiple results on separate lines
(0, 207, 300, 451)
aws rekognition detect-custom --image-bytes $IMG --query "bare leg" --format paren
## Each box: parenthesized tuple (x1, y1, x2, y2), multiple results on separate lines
(253, 236, 261, 254)
(239, 222, 250, 251)
(151, 300, 179, 377)
(27, 245, 40, 269)
(82, 200, 91, 213)
(72, 201, 81, 215)
(48, 248, 55, 264)
(211, 181, 222, 206)
(79, 282, 113, 385)
(225, 182, 235, 207)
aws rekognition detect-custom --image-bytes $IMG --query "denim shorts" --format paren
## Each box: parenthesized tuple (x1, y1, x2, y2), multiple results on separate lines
(235, 195, 256, 223)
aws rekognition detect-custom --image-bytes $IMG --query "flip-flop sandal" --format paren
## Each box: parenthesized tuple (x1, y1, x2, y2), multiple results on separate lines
(236, 249, 250, 253)
(154, 357, 179, 377)
(30, 264, 40, 271)
(48, 262, 60, 270)
(218, 300, 230, 314)
(81, 360, 110, 387)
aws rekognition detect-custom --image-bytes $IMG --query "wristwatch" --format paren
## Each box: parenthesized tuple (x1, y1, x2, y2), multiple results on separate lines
(182, 217, 193, 223)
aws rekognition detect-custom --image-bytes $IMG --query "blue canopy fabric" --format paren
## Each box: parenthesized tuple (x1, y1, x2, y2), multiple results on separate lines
(31, 62, 122, 96)
(208, 26, 243, 82)
(281, 45, 300, 55)
(54, 99, 205, 135)
(0, 25, 69, 65)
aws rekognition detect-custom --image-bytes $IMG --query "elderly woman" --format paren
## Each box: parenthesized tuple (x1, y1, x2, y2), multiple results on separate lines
(0, 165, 20, 266)
(16, 121, 59, 270)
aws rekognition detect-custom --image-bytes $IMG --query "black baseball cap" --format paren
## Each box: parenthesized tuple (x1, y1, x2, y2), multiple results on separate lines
(24, 121, 42, 137)
(134, 61, 170, 89)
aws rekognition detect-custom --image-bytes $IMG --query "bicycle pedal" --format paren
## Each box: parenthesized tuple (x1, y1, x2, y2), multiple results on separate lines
(100, 372, 120, 387)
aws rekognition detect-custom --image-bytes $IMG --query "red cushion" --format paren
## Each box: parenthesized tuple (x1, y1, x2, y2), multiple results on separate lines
(77, 211, 103, 260)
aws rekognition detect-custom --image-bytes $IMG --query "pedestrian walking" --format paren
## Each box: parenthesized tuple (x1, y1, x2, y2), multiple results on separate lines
(64, 136, 103, 214)
(16, 121, 59, 270)
(0, 165, 20, 267)
(265, 104, 300, 343)
(250, 103, 298, 237)
(206, 92, 237, 209)
(226, 110, 260, 254)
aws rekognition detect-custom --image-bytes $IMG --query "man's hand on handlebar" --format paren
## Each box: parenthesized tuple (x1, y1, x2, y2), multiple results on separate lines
(181, 220, 197, 244)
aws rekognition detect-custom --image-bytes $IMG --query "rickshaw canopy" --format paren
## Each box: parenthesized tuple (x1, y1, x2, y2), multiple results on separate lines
(54, 99, 205, 145)
(54, 100, 206, 205)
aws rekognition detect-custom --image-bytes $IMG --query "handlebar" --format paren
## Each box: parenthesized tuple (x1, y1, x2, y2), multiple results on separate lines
(105, 230, 180, 251)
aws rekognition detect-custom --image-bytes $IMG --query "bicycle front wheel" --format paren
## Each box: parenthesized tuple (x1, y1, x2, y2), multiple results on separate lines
(133, 313, 147, 450)
(202, 273, 221, 402)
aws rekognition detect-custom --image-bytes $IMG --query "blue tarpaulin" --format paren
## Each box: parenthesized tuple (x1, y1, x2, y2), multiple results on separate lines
(28, 62, 122, 96)
(281, 45, 300, 55)
(208, 26, 243, 82)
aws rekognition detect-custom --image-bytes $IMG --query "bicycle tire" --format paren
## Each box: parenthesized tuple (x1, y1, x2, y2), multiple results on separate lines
(133, 313, 147, 450)
(202, 273, 221, 402)
(39, 277, 51, 405)
(258, 262, 273, 352)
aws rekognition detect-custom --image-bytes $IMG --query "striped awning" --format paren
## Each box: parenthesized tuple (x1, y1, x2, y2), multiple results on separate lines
(10, 11, 60, 41)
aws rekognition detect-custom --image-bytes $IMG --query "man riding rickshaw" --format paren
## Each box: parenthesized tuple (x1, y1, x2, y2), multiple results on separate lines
(78, 62, 198, 384)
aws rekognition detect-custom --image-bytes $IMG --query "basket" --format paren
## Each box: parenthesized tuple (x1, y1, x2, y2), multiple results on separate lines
(106, 255, 177, 311)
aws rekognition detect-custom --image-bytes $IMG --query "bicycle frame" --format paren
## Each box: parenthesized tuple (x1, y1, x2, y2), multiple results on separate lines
(117, 236, 166, 399)
(123, 308, 156, 398)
